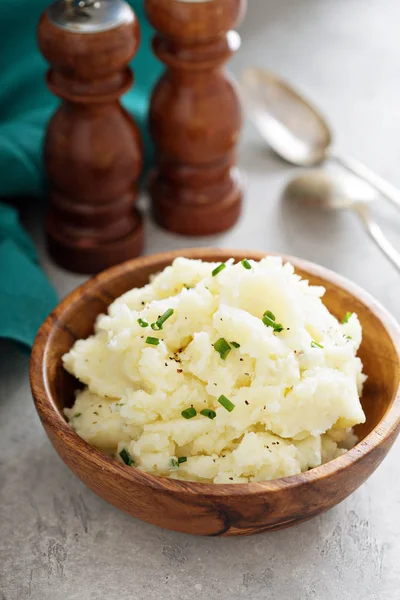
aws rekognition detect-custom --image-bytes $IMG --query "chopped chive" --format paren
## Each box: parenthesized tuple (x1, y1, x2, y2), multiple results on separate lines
(170, 458, 179, 468)
(212, 263, 226, 277)
(178, 457, 187, 464)
(346, 335, 352, 340)
(214, 338, 232, 360)
(342, 312, 353, 324)
(200, 408, 217, 420)
(311, 340, 324, 349)
(231, 341, 240, 348)
(181, 407, 197, 419)
(119, 448, 134, 466)
(137, 318, 149, 328)
(151, 308, 174, 331)
(73, 412, 81, 418)
(264, 310, 276, 321)
(146, 336, 160, 346)
(262, 310, 284, 333)
(241, 259, 252, 270)
(218, 395, 235, 412)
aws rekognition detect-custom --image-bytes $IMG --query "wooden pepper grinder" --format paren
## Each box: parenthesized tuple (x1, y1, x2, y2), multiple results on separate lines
(145, 0, 246, 236)
(38, 0, 143, 274)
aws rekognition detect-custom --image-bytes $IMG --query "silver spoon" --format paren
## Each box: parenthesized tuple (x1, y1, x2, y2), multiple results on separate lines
(241, 68, 400, 212)
(283, 170, 400, 272)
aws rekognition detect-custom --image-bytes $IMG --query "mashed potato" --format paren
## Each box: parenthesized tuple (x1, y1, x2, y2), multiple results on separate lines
(63, 256, 366, 483)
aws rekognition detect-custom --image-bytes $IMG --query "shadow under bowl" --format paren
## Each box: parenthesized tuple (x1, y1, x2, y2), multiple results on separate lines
(30, 248, 400, 536)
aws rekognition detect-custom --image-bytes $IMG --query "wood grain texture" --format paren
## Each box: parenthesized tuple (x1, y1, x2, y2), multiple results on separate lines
(30, 249, 400, 536)
(37, 5, 143, 274)
(145, 0, 246, 235)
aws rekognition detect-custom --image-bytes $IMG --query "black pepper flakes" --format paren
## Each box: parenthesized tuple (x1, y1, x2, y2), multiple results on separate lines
(93, 411, 99, 416)
(245, 400, 249, 405)
(229, 477, 233, 481)
(177, 369, 183, 374)
(240, 358, 244, 362)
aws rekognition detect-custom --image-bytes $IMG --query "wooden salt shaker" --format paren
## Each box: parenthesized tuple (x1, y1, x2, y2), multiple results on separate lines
(38, 0, 143, 274)
(145, 0, 246, 236)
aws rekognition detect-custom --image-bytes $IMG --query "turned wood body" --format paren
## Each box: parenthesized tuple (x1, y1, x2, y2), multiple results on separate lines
(145, 0, 246, 235)
(37, 1, 143, 274)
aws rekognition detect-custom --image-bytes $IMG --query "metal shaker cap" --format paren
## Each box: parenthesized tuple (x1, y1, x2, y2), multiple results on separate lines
(47, 0, 133, 33)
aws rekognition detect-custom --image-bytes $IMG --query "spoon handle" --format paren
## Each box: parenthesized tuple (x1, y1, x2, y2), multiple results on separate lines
(353, 203, 400, 272)
(331, 152, 400, 212)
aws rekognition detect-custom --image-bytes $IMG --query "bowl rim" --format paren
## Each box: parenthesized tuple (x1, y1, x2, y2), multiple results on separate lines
(30, 248, 400, 497)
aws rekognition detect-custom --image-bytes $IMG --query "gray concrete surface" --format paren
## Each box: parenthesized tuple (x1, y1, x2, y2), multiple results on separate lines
(1, 0, 400, 598)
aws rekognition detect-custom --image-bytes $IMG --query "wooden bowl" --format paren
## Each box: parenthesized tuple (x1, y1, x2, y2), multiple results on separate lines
(30, 249, 400, 536)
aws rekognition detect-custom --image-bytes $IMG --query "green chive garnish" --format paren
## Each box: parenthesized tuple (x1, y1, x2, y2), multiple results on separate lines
(264, 310, 276, 320)
(146, 336, 160, 346)
(241, 259, 252, 270)
(214, 338, 232, 360)
(138, 318, 149, 328)
(151, 308, 174, 331)
(218, 395, 235, 412)
(212, 263, 226, 277)
(231, 341, 240, 348)
(311, 340, 324, 349)
(119, 448, 134, 466)
(262, 310, 284, 332)
(170, 457, 187, 468)
(73, 412, 81, 418)
(342, 312, 353, 324)
(181, 407, 197, 419)
(200, 408, 217, 420)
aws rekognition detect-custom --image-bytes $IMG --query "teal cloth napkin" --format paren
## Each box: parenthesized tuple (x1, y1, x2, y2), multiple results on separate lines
(0, 205, 58, 348)
(0, 0, 162, 349)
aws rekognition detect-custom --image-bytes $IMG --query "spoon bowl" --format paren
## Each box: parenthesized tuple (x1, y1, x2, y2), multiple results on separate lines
(283, 170, 400, 272)
(283, 169, 376, 211)
(241, 68, 331, 166)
